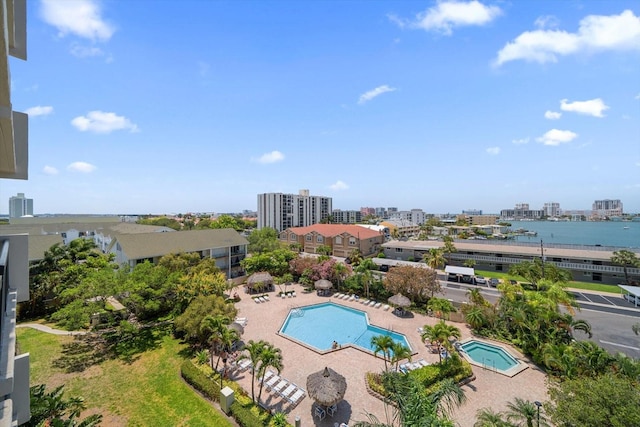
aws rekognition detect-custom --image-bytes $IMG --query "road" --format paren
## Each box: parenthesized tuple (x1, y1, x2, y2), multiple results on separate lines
(438, 280, 640, 359)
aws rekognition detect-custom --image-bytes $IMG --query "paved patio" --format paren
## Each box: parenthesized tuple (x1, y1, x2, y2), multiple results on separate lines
(230, 285, 548, 427)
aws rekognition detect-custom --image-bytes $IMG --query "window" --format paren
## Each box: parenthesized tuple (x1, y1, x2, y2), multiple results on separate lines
(290, 234, 296, 240)
(395, 248, 403, 253)
(349, 237, 357, 246)
(335, 236, 342, 245)
(317, 236, 324, 243)
(279, 232, 287, 239)
(305, 235, 312, 242)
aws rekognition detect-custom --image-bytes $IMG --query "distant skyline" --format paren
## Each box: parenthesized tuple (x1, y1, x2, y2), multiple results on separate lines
(4, 0, 639, 214)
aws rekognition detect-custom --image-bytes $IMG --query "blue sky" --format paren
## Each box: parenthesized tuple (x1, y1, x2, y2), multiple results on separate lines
(5, 0, 640, 215)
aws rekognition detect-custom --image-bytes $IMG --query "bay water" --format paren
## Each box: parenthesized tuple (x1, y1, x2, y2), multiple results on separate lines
(511, 220, 639, 248)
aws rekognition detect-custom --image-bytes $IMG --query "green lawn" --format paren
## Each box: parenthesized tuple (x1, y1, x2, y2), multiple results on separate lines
(17, 328, 234, 427)
(475, 270, 622, 293)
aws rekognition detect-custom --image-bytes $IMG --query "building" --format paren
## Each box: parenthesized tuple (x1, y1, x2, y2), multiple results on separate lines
(332, 209, 362, 224)
(381, 239, 640, 285)
(107, 229, 248, 279)
(592, 199, 623, 218)
(0, 0, 31, 423)
(390, 209, 426, 225)
(8, 193, 32, 218)
(360, 207, 375, 217)
(278, 224, 384, 258)
(543, 202, 560, 218)
(257, 189, 332, 232)
(379, 219, 421, 238)
(456, 214, 498, 226)
(462, 209, 482, 215)
(500, 203, 544, 220)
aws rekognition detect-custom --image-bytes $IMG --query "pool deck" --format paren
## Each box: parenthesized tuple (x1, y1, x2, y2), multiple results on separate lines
(457, 338, 529, 378)
(232, 286, 548, 427)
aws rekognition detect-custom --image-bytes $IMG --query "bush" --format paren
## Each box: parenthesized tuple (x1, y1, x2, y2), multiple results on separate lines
(230, 402, 264, 427)
(180, 360, 219, 400)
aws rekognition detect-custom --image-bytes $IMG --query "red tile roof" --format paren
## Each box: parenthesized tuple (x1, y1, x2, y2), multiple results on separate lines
(287, 224, 384, 239)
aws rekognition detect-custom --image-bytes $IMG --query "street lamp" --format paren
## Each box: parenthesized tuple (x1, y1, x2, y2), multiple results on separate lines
(534, 401, 542, 427)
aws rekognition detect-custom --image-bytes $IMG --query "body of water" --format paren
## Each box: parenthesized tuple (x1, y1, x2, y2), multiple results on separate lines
(511, 220, 639, 248)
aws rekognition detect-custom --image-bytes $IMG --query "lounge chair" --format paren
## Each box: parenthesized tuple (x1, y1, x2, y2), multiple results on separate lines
(374, 302, 382, 308)
(349, 295, 355, 301)
(263, 295, 270, 301)
(238, 359, 252, 371)
(360, 299, 369, 305)
(254, 297, 261, 303)
(368, 300, 376, 307)
(334, 293, 342, 298)
(280, 383, 297, 398)
(418, 359, 430, 367)
(383, 304, 390, 311)
(287, 388, 305, 406)
(341, 294, 348, 300)
(265, 374, 280, 390)
(417, 327, 424, 333)
(292, 291, 296, 297)
(259, 370, 275, 384)
(272, 379, 289, 394)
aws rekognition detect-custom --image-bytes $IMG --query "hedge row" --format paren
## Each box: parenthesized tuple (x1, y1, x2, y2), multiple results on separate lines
(180, 360, 266, 427)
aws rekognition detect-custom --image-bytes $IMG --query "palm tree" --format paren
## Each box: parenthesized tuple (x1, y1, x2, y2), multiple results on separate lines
(421, 321, 461, 362)
(356, 259, 376, 298)
(243, 340, 267, 402)
(256, 343, 283, 403)
(423, 248, 446, 270)
(389, 341, 412, 371)
(505, 398, 547, 427)
(427, 297, 455, 320)
(474, 408, 512, 426)
(442, 235, 457, 265)
(200, 314, 231, 371)
(333, 262, 349, 292)
(464, 259, 477, 268)
(371, 335, 394, 371)
(611, 249, 640, 285)
(216, 327, 239, 388)
(465, 305, 487, 331)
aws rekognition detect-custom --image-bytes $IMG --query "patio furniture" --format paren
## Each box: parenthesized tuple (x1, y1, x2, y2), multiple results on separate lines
(327, 403, 337, 417)
(280, 384, 297, 398)
(272, 379, 289, 394)
(374, 302, 382, 308)
(238, 359, 252, 372)
(383, 304, 390, 311)
(265, 374, 281, 390)
(263, 295, 270, 301)
(287, 388, 306, 406)
(368, 300, 376, 307)
(260, 370, 275, 384)
(314, 405, 326, 421)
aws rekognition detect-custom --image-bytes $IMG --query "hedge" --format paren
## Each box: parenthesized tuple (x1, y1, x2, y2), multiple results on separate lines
(230, 402, 264, 427)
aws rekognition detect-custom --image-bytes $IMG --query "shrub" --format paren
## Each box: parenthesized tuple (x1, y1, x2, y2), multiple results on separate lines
(230, 402, 264, 427)
(180, 360, 219, 400)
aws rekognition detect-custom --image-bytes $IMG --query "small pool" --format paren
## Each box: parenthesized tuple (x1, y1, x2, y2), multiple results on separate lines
(459, 339, 527, 377)
(279, 302, 411, 353)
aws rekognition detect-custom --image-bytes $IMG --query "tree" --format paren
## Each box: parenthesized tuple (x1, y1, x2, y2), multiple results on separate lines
(464, 259, 477, 268)
(547, 374, 640, 427)
(209, 214, 245, 231)
(474, 408, 513, 427)
(200, 314, 232, 372)
(242, 340, 267, 402)
(420, 321, 461, 363)
(505, 398, 546, 427)
(384, 265, 440, 303)
(28, 384, 102, 427)
(247, 227, 281, 254)
(427, 297, 456, 321)
(389, 341, 412, 371)
(371, 335, 394, 371)
(442, 235, 457, 265)
(241, 248, 297, 276)
(423, 248, 446, 270)
(174, 295, 237, 347)
(611, 249, 640, 285)
(256, 342, 283, 404)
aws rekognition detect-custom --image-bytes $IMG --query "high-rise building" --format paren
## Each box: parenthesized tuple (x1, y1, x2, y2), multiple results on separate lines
(543, 202, 560, 217)
(592, 199, 623, 217)
(257, 189, 332, 231)
(332, 209, 362, 224)
(0, 0, 31, 424)
(9, 192, 33, 218)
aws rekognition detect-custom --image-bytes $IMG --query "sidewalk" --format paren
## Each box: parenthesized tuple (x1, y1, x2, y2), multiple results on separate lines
(16, 323, 87, 336)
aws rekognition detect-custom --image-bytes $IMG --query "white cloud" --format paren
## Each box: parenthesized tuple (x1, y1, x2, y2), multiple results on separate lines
(486, 146, 500, 155)
(43, 165, 58, 175)
(40, 0, 115, 41)
(71, 111, 139, 133)
(25, 105, 53, 117)
(544, 110, 562, 120)
(358, 85, 396, 104)
(495, 10, 640, 66)
(70, 43, 104, 58)
(635, 93, 640, 100)
(391, 1, 502, 35)
(67, 161, 97, 173)
(560, 98, 609, 117)
(512, 137, 530, 145)
(254, 150, 284, 164)
(536, 129, 578, 146)
(534, 15, 560, 30)
(329, 180, 349, 190)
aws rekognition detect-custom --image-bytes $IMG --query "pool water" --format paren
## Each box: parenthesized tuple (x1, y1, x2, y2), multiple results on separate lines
(279, 302, 411, 353)
(459, 340, 518, 371)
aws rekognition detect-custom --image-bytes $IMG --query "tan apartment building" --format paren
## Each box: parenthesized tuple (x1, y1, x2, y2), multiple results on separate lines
(279, 224, 385, 257)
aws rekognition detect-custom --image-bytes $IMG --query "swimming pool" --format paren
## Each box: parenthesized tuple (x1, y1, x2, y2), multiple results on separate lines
(458, 339, 527, 377)
(279, 302, 411, 353)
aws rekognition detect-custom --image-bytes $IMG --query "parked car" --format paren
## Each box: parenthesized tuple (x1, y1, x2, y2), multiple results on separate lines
(489, 278, 500, 287)
(509, 279, 518, 285)
(474, 276, 486, 285)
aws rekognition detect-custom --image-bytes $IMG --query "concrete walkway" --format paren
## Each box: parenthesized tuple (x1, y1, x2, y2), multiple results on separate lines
(17, 323, 87, 336)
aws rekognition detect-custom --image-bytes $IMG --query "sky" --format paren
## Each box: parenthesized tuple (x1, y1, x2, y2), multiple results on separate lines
(4, 0, 640, 215)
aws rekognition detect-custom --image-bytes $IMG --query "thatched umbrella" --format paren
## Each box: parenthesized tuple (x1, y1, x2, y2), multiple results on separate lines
(314, 279, 333, 290)
(306, 367, 347, 408)
(247, 272, 273, 293)
(388, 293, 411, 307)
(227, 322, 244, 336)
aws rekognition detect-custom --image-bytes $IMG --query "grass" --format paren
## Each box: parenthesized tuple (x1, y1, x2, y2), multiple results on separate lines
(17, 328, 234, 427)
(475, 270, 622, 293)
